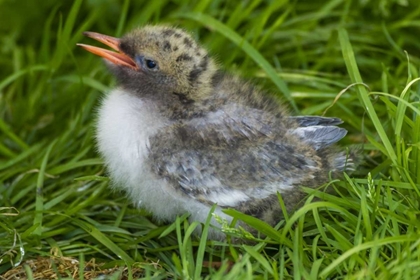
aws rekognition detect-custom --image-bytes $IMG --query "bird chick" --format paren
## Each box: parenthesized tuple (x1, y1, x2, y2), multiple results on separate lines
(78, 25, 353, 240)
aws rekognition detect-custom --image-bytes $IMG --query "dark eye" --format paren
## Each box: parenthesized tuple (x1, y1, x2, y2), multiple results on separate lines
(145, 59, 157, 69)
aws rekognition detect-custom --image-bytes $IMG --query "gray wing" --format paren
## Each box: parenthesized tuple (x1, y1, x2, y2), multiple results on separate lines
(289, 116, 347, 150)
(148, 111, 329, 208)
(290, 116, 343, 127)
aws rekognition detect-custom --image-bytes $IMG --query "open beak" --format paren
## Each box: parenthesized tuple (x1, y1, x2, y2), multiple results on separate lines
(77, 32, 138, 70)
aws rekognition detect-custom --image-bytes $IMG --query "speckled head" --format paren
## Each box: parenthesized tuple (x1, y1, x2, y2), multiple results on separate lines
(78, 26, 218, 101)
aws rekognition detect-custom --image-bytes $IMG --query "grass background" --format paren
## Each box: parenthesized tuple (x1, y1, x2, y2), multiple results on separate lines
(1, 0, 420, 279)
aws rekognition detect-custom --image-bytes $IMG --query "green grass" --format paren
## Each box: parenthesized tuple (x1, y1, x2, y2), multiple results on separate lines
(1, 0, 420, 279)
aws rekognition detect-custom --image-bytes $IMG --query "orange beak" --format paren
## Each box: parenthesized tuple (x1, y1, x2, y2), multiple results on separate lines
(77, 32, 138, 70)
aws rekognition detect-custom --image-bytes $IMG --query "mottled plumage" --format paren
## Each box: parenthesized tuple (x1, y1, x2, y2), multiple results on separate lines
(78, 26, 354, 239)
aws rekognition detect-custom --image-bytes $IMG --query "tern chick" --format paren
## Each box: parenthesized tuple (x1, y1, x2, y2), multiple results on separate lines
(78, 25, 354, 239)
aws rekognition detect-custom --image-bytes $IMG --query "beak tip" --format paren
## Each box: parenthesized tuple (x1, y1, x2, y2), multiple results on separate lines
(77, 31, 135, 69)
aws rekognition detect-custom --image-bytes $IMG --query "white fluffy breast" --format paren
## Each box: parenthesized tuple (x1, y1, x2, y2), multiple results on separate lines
(95, 89, 231, 234)
(96, 89, 182, 220)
